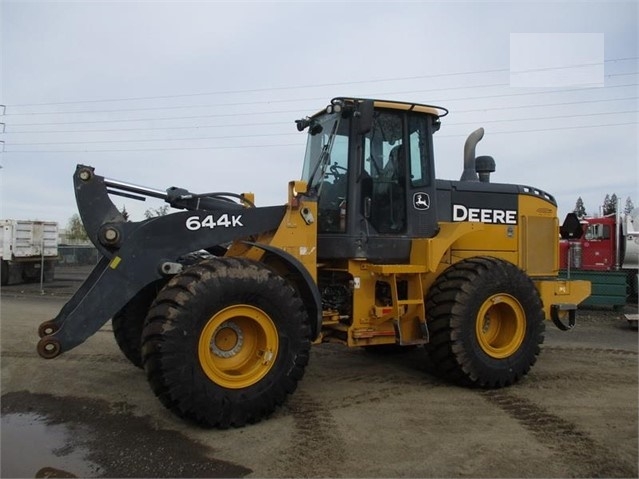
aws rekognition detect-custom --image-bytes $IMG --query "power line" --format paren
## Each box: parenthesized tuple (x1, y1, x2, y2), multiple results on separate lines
(7, 57, 637, 109)
(6, 132, 297, 146)
(4, 108, 305, 127)
(438, 121, 638, 138)
(4, 83, 637, 129)
(3, 120, 291, 134)
(3, 142, 304, 153)
(4, 73, 637, 117)
(5, 94, 637, 134)
(453, 95, 639, 114)
(4, 121, 637, 153)
(428, 82, 638, 104)
(3, 96, 324, 116)
(5, 109, 637, 146)
(446, 109, 638, 127)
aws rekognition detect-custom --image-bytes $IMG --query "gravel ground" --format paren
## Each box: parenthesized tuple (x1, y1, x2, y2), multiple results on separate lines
(1, 266, 637, 478)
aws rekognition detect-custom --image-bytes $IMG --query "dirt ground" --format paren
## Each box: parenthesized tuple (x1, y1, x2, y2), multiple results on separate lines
(1, 267, 637, 478)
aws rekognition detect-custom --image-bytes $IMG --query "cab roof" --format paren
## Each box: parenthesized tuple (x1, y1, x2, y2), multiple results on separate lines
(332, 97, 448, 118)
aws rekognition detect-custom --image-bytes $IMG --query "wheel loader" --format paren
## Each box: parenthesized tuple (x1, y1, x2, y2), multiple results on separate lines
(37, 97, 591, 428)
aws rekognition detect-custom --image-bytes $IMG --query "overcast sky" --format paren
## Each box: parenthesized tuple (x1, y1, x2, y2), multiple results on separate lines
(1, 0, 637, 229)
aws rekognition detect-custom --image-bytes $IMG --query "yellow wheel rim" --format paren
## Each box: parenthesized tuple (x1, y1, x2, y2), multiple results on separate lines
(475, 294, 526, 359)
(198, 305, 279, 389)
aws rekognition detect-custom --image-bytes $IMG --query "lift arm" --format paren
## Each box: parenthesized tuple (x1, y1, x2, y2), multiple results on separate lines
(37, 165, 287, 359)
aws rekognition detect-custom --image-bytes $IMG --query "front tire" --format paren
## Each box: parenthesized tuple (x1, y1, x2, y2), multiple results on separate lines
(425, 257, 545, 388)
(141, 257, 311, 428)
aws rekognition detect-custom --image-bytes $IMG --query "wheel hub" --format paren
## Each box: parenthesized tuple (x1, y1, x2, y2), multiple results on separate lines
(481, 314, 492, 334)
(476, 294, 526, 359)
(211, 321, 244, 358)
(198, 304, 279, 389)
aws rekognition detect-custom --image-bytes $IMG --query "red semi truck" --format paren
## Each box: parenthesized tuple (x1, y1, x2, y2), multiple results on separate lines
(560, 208, 638, 316)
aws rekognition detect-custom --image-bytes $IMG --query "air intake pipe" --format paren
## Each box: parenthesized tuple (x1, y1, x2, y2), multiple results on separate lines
(475, 155, 496, 183)
(460, 127, 484, 182)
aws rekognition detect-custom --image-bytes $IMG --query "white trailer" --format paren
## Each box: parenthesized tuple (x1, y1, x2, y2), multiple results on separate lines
(0, 220, 59, 286)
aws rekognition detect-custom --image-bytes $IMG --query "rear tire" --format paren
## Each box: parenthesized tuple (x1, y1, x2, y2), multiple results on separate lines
(1, 260, 8, 286)
(112, 281, 165, 368)
(141, 257, 311, 428)
(425, 257, 545, 388)
(112, 252, 215, 368)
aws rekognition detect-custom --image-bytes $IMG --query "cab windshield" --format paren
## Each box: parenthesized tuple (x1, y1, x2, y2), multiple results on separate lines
(301, 113, 343, 191)
(300, 112, 350, 232)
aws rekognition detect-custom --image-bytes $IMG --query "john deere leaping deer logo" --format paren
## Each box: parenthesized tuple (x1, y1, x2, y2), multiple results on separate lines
(413, 192, 430, 210)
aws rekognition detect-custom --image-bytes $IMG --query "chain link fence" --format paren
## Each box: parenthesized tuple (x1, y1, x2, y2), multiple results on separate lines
(58, 245, 100, 266)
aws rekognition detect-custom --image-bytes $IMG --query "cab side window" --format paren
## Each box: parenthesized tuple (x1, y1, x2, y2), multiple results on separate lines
(408, 114, 431, 187)
(363, 111, 406, 233)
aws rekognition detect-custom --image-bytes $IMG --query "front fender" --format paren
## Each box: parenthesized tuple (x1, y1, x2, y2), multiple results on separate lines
(245, 242, 322, 341)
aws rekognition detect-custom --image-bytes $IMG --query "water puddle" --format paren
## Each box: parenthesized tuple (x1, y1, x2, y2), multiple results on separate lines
(1, 391, 252, 478)
(1, 412, 102, 478)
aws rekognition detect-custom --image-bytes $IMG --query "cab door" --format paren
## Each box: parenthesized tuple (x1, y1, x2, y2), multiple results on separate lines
(404, 113, 439, 239)
(359, 110, 438, 262)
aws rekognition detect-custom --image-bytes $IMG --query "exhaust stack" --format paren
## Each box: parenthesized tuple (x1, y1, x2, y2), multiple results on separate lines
(460, 127, 484, 182)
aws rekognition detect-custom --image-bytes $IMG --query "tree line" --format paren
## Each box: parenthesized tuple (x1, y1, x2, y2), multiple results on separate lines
(65, 205, 169, 241)
(573, 194, 635, 219)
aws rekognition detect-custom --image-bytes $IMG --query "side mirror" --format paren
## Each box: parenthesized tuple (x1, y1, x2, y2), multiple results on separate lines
(560, 213, 584, 240)
(358, 100, 374, 135)
(309, 121, 323, 136)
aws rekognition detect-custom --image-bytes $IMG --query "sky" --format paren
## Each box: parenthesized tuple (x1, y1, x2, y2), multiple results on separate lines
(0, 0, 637, 230)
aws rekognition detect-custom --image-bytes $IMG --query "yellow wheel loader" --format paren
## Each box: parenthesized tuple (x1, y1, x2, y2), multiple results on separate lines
(37, 98, 590, 428)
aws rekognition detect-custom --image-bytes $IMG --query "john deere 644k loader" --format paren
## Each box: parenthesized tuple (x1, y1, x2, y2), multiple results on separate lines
(38, 98, 590, 428)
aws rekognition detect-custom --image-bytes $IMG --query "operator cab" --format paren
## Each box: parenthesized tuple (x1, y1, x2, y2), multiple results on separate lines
(298, 98, 447, 263)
